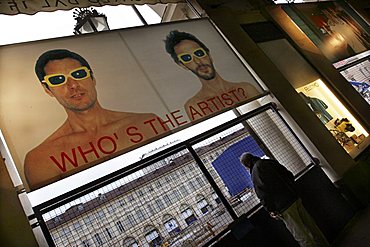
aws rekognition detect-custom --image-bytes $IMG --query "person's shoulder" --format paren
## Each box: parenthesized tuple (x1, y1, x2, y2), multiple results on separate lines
(235, 81, 259, 90)
(225, 81, 260, 96)
(24, 142, 62, 190)
(185, 91, 204, 107)
(25, 139, 56, 163)
(24, 146, 42, 166)
(255, 159, 278, 169)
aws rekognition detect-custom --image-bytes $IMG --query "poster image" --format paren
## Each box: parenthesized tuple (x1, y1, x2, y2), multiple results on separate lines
(293, 2, 370, 62)
(0, 19, 264, 191)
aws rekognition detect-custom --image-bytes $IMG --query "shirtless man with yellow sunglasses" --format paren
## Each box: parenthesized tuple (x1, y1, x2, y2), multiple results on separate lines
(165, 30, 262, 122)
(24, 49, 167, 190)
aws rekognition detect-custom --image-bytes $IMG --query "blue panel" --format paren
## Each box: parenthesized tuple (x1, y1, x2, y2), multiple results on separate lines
(212, 135, 265, 196)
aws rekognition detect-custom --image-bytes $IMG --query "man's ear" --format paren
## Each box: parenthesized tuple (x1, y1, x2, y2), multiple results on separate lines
(42, 83, 54, 97)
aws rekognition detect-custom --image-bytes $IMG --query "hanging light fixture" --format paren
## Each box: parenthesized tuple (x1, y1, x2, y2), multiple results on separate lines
(73, 8, 110, 35)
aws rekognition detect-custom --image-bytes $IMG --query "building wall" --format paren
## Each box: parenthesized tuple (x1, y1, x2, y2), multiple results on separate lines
(195, 0, 359, 178)
(0, 156, 38, 247)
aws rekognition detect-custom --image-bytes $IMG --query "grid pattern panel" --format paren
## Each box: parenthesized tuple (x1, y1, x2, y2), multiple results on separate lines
(247, 110, 312, 175)
(192, 125, 261, 217)
(38, 105, 315, 246)
(42, 149, 233, 247)
(192, 109, 314, 217)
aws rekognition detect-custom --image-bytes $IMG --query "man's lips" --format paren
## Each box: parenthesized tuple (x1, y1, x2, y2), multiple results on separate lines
(70, 92, 85, 99)
(197, 65, 210, 72)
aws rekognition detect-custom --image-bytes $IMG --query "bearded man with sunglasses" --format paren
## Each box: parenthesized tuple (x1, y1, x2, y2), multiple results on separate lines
(24, 49, 166, 190)
(165, 30, 261, 121)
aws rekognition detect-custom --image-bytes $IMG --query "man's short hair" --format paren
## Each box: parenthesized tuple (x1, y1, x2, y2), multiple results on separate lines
(240, 152, 257, 168)
(164, 30, 209, 64)
(35, 49, 92, 83)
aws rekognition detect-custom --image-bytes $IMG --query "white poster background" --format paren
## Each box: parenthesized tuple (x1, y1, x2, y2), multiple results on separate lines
(0, 19, 263, 190)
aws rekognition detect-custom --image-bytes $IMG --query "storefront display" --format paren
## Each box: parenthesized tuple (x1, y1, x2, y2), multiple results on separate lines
(296, 79, 368, 153)
(245, 18, 370, 157)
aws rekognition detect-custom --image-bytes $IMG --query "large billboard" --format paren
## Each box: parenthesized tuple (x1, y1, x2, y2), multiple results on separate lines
(0, 19, 264, 191)
(291, 2, 370, 62)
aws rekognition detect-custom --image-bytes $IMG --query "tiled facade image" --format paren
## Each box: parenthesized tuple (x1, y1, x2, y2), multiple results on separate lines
(44, 129, 260, 247)
(40, 108, 313, 247)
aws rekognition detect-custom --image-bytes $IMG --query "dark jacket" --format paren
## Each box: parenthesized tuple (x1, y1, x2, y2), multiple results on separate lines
(250, 158, 298, 213)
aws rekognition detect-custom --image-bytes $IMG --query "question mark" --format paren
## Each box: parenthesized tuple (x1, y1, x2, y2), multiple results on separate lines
(238, 87, 246, 98)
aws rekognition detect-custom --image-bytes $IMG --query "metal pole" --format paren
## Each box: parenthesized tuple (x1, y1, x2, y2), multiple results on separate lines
(132, 5, 148, 26)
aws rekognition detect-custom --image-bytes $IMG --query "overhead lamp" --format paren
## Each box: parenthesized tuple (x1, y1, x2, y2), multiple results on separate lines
(73, 8, 110, 35)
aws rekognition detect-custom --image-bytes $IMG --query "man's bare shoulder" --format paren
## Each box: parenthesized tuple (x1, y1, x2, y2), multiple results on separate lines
(25, 137, 61, 163)
(232, 81, 261, 97)
(235, 81, 259, 88)
(24, 141, 62, 189)
(184, 94, 203, 110)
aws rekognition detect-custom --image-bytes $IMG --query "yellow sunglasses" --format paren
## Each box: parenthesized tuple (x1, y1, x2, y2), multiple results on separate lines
(177, 48, 207, 64)
(43, 66, 91, 88)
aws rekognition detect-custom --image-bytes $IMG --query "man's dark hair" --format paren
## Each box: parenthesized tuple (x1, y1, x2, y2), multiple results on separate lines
(240, 152, 259, 168)
(35, 49, 93, 84)
(164, 30, 209, 64)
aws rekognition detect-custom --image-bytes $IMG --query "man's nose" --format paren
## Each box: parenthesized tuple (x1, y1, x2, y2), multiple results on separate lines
(66, 76, 79, 89)
(193, 56, 202, 64)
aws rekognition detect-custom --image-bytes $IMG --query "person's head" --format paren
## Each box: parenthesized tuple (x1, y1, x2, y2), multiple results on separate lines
(164, 30, 216, 80)
(35, 49, 98, 112)
(35, 49, 93, 86)
(240, 152, 259, 169)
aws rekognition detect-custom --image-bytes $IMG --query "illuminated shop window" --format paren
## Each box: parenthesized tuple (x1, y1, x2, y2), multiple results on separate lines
(296, 79, 368, 153)
(249, 22, 369, 157)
